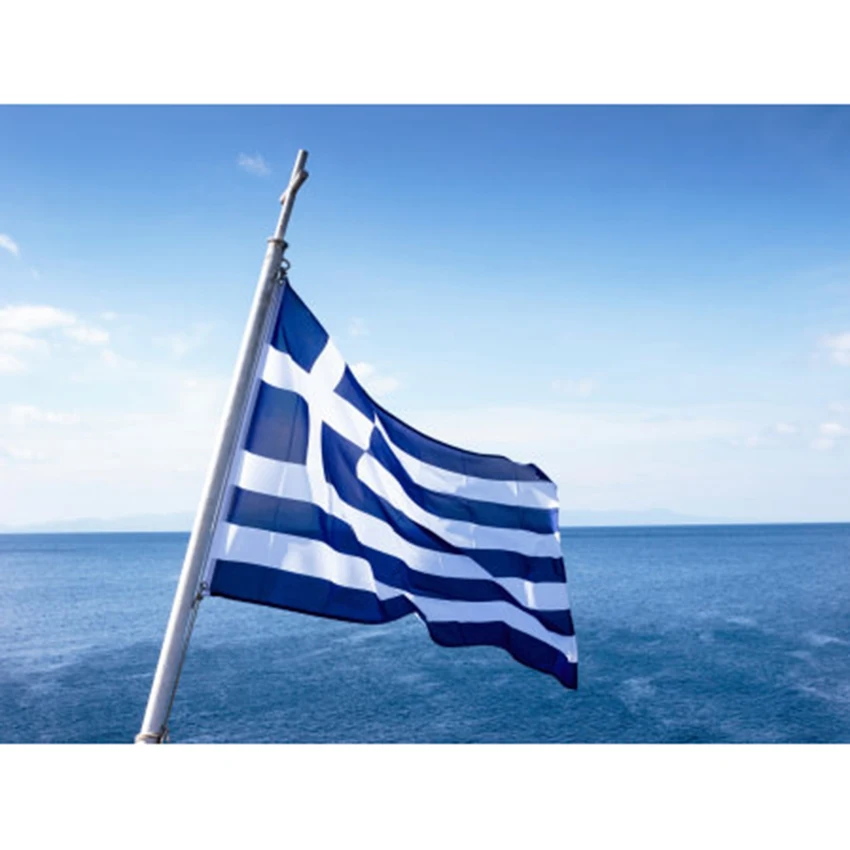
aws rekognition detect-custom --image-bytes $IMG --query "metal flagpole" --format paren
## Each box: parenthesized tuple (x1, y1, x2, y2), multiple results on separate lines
(136, 150, 310, 743)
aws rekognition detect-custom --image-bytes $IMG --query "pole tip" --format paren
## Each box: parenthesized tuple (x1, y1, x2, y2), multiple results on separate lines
(280, 150, 309, 203)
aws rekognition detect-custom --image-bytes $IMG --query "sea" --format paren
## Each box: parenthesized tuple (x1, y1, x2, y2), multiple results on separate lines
(1, 523, 848, 744)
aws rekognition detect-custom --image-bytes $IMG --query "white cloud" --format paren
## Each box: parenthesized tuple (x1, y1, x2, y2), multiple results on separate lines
(351, 361, 401, 397)
(98, 348, 138, 372)
(822, 332, 850, 366)
(0, 331, 49, 353)
(407, 405, 745, 452)
(65, 346, 136, 380)
(0, 304, 122, 374)
(155, 322, 214, 358)
(0, 353, 25, 374)
(0, 360, 234, 522)
(0, 234, 20, 257)
(0, 305, 75, 333)
(237, 153, 271, 177)
(0, 329, 50, 373)
(0, 445, 48, 463)
(177, 375, 229, 417)
(742, 421, 799, 448)
(100, 311, 118, 322)
(348, 317, 369, 337)
(8, 405, 80, 426)
(552, 377, 596, 398)
(819, 422, 849, 437)
(64, 325, 110, 345)
(811, 422, 850, 451)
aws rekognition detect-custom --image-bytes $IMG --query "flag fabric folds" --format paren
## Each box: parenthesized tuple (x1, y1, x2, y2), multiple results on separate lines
(202, 280, 577, 689)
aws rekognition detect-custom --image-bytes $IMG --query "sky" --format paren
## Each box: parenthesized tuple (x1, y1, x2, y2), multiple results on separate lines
(1, 105, 849, 526)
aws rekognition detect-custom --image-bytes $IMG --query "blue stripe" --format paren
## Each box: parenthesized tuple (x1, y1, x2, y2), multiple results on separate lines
(465, 548, 565, 583)
(426, 621, 577, 689)
(226, 486, 575, 636)
(375, 407, 551, 483)
(210, 561, 577, 689)
(211, 559, 413, 624)
(270, 282, 330, 372)
(369, 427, 557, 534)
(334, 366, 375, 421)
(321, 423, 566, 582)
(244, 382, 309, 464)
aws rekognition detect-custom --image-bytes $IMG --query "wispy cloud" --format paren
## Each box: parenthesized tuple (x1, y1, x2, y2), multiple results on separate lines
(552, 377, 596, 398)
(64, 325, 110, 346)
(0, 445, 48, 464)
(0, 329, 50, 373)
(0, 305, 75, 333)
(154, 322, 214, 358)
(8, 404, 80, 426)
(348, 317, 369, 337)
(746, 421, 800, 446)
(237, 153, 271, 177)
(98, 348, 136, 372)
(0, 353, 26, 374)
(0, 234, 20, 257)
(822, 332, 850, 366)
(811, 421, 850, 451)
(1, 404, 79, 467)
(0, 332, 49, 354)
(0, 304, 113, 374)
(352, 361, 401, 397)
(412, 406, 746, 453)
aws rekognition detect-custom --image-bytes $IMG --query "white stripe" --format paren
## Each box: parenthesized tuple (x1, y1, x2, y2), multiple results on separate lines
(356, 452, 562, 558)
(261, 344, 375, 451)
(231, 450, 315, 502)
(374, 418, 558, 509)
(308, 337, 347, 389)
(233, 451, 570, 612)
(214, 523, 576, 662)
(412, 597, 577, 661)
(212, 522, 399, 600)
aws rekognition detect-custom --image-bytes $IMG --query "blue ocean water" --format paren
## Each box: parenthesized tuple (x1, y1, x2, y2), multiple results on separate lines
(1, 524, 848, 743)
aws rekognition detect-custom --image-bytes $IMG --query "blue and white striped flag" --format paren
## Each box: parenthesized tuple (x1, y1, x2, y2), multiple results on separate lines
(201, 280, 577, 689)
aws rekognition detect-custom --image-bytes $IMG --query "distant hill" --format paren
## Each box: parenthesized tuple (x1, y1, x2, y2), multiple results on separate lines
(0, 512, 196, 534)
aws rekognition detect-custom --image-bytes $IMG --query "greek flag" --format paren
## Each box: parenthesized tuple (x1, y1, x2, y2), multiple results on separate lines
(201, 280, 577, 689)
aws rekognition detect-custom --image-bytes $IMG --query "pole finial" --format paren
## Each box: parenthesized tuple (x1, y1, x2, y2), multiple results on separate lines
(280, 149, 309, 204)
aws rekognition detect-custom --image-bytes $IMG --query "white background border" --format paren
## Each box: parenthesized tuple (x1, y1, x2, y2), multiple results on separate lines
(2, 2, 848, 846)
(2, 1, 850, 103)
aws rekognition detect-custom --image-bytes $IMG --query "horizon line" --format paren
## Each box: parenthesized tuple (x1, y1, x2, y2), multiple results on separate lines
(2, 519, 850, 536)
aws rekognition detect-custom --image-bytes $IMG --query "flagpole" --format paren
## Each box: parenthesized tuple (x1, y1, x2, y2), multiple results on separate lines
(136, 150, 310, 743)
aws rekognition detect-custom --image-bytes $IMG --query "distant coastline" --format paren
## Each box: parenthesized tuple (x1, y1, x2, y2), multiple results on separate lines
(2, 508, 848, 534)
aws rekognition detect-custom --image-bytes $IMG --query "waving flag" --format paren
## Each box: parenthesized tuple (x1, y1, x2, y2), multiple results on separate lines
(201, 280, 577, 689)
(138, 152, 576, 744)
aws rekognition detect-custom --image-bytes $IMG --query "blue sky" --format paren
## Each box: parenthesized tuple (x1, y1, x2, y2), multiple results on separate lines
(1, 105, 849, 525)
